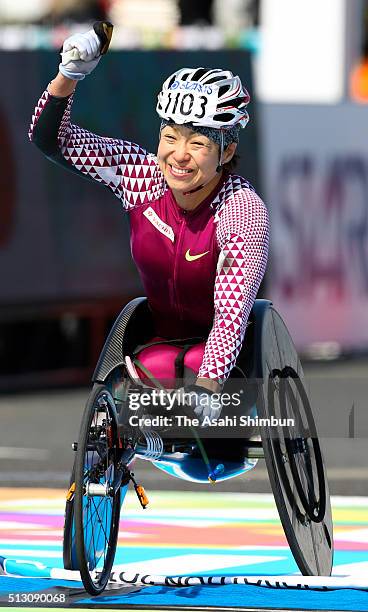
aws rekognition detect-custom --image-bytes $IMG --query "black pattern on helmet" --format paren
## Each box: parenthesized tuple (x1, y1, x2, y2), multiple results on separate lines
(157, 67, 250, 129)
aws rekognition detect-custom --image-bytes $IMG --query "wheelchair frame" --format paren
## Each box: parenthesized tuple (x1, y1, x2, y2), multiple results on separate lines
(63, 297, 334, 594)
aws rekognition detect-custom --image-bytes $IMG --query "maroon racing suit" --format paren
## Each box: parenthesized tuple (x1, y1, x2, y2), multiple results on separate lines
(29, 90, 269, 384)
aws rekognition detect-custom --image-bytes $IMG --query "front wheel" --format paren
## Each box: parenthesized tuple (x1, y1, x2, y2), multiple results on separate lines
(74, 384, 123, 595)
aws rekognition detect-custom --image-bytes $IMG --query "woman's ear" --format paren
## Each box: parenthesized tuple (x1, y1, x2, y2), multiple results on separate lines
(223, 142, 237, 164)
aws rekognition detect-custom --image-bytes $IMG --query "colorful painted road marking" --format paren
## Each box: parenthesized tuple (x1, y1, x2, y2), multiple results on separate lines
(0, 489, 367, 577)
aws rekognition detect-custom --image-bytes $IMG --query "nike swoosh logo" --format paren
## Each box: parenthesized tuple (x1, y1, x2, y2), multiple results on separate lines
(185, 249, 210, 262)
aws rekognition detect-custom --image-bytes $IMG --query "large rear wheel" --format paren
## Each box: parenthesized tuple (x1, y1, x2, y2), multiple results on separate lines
(255, 306, 333, 575)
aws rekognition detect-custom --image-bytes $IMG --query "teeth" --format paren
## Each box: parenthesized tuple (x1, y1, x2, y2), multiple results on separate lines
(171, 166, 192, 175)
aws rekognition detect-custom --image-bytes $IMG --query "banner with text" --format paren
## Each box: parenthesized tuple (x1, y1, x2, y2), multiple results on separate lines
(261, 102, 368, 352)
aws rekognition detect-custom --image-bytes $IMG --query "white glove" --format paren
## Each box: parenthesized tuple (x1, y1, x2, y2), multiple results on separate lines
(59, 30, 102, 81)
(182, 385, 222, 426)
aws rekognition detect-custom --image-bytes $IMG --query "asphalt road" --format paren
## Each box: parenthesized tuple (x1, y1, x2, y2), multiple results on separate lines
(0, 358, 367, 495)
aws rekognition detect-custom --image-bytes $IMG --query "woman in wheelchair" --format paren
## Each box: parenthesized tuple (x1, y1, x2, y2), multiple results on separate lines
(29, 28, 269, 423)
(29, 28, 333, 594)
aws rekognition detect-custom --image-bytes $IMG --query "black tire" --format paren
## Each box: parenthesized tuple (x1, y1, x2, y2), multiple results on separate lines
(255, 306, 333, 576)
(74, 384, 122, 595)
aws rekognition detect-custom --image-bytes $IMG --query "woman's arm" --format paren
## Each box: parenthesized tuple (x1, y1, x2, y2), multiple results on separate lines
(198, 187, 270, 385)
(48, 73, 77, 97)
(29, 28, 164, 210)
(29, 85, 162, 210)
(195, 377, 221, 392)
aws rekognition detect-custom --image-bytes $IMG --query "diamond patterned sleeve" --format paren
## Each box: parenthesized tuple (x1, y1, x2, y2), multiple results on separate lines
(29, 89, 164, 210)
(198, 189, 269, 384)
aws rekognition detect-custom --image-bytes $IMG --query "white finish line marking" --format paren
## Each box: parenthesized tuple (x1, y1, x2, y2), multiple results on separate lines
(112, 553, 285, 575)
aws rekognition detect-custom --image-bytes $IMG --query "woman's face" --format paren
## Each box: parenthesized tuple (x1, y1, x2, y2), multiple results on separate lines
(157, 124, 221, 194)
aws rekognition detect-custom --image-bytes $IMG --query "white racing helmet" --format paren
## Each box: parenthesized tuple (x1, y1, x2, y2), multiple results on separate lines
(156, 67, 250, 129)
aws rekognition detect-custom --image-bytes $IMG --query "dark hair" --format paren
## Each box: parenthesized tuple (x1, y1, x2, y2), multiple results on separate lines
(223, 153, 240, 173)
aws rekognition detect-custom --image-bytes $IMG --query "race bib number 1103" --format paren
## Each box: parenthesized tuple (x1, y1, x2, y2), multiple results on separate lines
(160, 82, 218, 123)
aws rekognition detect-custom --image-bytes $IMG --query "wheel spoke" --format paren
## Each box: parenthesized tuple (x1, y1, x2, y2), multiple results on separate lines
(85, 499, 98, 570)
(91, 495, 111, 544)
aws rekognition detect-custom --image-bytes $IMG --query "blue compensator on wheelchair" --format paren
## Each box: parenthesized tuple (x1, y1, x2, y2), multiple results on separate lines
(63, 298, 333, 595)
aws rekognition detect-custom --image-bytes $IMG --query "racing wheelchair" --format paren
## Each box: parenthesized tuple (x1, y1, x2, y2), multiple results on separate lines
(63, 298, 333, 595)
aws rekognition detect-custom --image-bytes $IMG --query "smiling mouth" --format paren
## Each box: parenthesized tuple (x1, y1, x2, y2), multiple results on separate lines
(169, 164, 194, 177)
